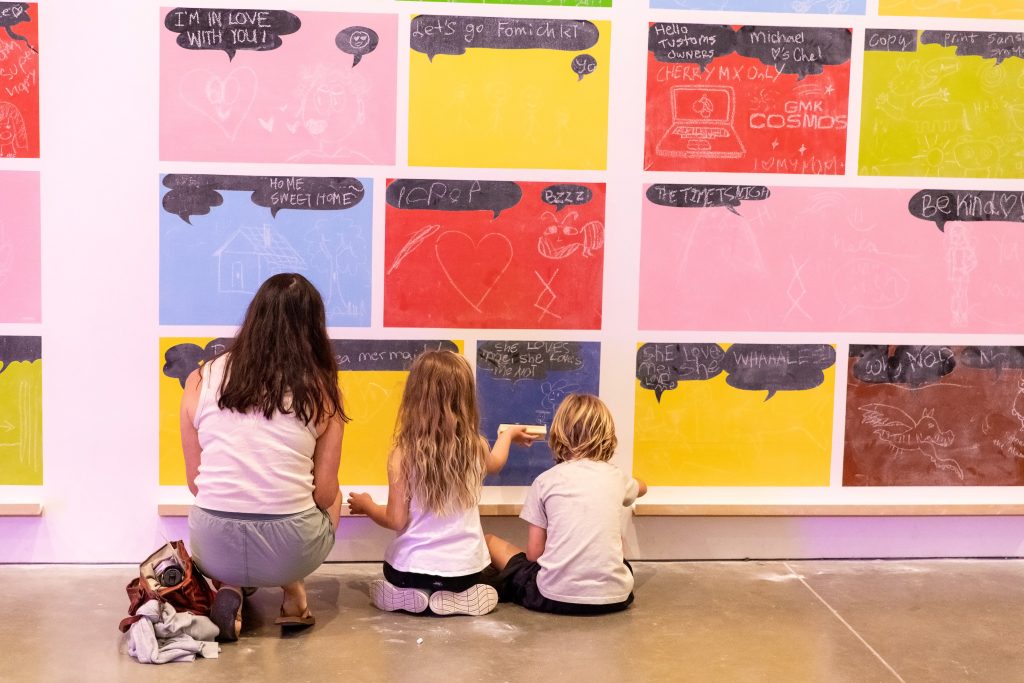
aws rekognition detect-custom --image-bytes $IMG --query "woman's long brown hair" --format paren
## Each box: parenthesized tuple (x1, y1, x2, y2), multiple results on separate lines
(217, 273, 348, 426)
(393, 350, 487, 515)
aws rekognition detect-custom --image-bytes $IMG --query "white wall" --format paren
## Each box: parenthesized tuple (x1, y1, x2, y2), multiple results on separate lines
(0, 0, 1021, 563)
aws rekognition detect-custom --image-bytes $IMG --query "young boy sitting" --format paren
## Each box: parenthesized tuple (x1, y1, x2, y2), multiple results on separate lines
(485, 394, 647, 615)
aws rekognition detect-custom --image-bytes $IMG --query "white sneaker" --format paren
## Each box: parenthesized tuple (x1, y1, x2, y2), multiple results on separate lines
(370, 579, 430, 614)
(428, 584, 499, 616)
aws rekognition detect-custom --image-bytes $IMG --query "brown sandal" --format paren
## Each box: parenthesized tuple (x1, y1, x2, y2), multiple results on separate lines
(274, 609, 315, 629)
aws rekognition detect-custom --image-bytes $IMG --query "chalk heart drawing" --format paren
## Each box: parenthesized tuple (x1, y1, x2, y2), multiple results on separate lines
(434, 231, 513, 313)
(179, 68, 258, 142)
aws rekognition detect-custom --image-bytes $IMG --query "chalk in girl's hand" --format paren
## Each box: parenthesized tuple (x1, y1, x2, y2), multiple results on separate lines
(498, 424, 547, 437)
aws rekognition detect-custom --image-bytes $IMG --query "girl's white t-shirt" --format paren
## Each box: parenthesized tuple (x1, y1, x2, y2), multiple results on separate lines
(193, 354, 319, 515)
(385, 490, 490, 577)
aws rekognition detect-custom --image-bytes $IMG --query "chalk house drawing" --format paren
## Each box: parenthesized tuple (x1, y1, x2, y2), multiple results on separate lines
(214, 226, 306, 295)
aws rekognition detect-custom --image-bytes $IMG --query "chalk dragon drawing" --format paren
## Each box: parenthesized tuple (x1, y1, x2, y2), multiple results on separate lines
(858, 403, 962, 479)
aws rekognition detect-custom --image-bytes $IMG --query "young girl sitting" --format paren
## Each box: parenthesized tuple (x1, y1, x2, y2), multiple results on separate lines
(347, 350, 538, 616)
(486, 393, 647, 615)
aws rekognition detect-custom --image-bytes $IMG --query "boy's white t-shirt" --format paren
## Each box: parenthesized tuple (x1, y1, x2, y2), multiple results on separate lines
(520, 458, 641, 604)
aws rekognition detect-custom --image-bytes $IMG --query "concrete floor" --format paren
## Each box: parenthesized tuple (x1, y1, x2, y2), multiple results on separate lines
(2, 561, 1022, 682)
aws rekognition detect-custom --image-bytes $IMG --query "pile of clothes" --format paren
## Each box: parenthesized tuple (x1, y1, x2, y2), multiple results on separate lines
(118, 541, 220, 665)
(123, 599, 220, 664)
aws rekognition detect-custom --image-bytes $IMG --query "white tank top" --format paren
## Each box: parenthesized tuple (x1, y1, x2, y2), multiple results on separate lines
(385, 490, 490, 577)
(193, 354, 319, 515)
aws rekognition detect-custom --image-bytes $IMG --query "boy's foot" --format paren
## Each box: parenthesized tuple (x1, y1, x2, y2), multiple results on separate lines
(370, 579, 429, 614)
(428, 584, 498, 616)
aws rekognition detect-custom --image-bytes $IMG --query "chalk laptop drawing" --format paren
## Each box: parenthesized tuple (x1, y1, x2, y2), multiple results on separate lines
(656, 85, 745, 160)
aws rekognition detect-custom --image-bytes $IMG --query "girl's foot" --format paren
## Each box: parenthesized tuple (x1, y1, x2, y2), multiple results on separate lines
(428, 584, 498, 616)
(370, 579, 429, 614)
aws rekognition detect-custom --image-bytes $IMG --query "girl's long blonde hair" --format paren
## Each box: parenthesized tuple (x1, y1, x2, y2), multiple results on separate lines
(393, 350, 487, 516)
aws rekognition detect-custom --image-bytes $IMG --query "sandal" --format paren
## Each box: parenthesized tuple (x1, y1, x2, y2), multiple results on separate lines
(210, 587, 243, 642)
(274, 609, 315, 630)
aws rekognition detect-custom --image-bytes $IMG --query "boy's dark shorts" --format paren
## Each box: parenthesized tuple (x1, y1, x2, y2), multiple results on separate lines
(496, 552, 634, 616)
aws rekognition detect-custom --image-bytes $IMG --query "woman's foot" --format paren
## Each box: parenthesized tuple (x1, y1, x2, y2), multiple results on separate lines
(210, 586, 243, 642)
(370, 579, 429, 614)
(275, 580, 315, 630)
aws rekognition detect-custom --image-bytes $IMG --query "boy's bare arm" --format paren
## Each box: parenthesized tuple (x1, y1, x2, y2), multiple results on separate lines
(526, 523, 547, 562)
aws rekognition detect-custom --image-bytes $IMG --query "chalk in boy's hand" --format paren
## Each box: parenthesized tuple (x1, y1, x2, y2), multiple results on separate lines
(497, 424, 544, 447)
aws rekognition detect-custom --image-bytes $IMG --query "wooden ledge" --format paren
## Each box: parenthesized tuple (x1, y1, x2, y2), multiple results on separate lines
(159, 503, 1024, 518)
(158, 503, 524, 518)
(0, 503, 43, 517)
(633, 504, 1024, 517)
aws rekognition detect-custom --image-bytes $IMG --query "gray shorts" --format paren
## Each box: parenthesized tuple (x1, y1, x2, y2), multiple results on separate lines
(188, 506, 335, 587)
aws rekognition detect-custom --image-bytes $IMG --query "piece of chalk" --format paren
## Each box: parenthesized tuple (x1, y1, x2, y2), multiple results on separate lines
(498, 424, 547, 437)
(416, 638, 424, 645)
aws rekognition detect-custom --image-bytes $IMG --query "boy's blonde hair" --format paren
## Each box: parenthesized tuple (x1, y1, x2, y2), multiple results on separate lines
(393, 350, 488, 516)
(548, 394, 617, 463)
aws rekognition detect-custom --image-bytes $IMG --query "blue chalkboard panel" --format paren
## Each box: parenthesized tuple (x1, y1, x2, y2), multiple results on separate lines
(477, 341, 601, 485)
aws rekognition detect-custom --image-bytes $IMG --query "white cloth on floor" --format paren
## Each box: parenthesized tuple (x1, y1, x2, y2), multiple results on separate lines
(126, 600, 220, 664)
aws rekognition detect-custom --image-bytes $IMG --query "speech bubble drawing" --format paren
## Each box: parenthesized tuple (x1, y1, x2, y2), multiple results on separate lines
(0, 335, 40, 376)
(336, 26, 379, 67)
(735, 26, 852, 80)
(478, 341, 584, 383)
(960, 346, 1024, 375)
(646, 184, 771, 216)
(411, 15, 599, 73)
(921, 30, 1024, 66)
(908, 190, 1024, 232)
(864, 29, 918, 53)
(164, 7, 301, 61)
(571, 53, 597, 80)
(249, 177, 365, 217)
(386, 179, 522, 219)
(648, 23, 737, 71)
(849, 345, 892, 384)
(162, 174, 365, 223)
(0, 2, 36, 53)
(541, 184, 593, 212)
(636, 343, 725, 402)
(722, 344, 835, 401)
(850, 345, 955, 387)
(331, 340, 458, 372)
(163, 338, 234, 388)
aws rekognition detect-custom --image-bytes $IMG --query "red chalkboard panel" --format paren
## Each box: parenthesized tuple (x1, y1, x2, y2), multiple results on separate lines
(0, 3, 39, 158)
(384, 179, 605, 329)
(645, 23, 851, 174)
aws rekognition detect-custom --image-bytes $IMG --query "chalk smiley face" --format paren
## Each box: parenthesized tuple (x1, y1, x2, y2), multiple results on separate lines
(348, 30, 371, 50)
(335, 26, 380, 67)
